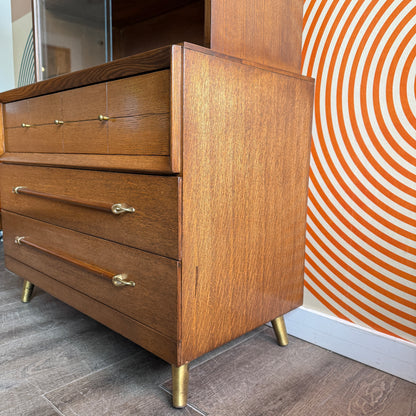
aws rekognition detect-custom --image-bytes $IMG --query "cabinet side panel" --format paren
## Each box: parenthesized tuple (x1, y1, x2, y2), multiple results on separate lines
(0, 104, 5, 155)
(181, 48, 314, 363)
(209, 0, 304, 73)
(0, 104, 3, 228)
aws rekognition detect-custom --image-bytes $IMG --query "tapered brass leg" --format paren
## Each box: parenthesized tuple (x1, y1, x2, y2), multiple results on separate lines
(172, 364, 189, 408)
(271, 315, 289, 346)
(21, 280, 34, 303)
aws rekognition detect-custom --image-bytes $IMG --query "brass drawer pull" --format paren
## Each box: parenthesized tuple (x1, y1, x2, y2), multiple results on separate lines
(14, 236, 135, 288)
(98, 114, 109, 121)
(112, 274, 136, 287)
(54, 120, 64, 125)
(111, 203, 135, 214)
(21, 123, 31, 128)
(12, 186, 135, 215)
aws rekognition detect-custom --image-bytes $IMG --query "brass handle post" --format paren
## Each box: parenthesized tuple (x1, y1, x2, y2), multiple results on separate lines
(98, 115, 109, 121)
(21, 123, 31, 128)
(54, 120, 64, 125)
(12, 186, 135, 215)
(14, 236, 134, 288)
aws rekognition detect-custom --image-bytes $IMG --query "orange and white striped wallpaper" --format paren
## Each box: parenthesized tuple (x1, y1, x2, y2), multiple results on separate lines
(301, 0, 416, 343)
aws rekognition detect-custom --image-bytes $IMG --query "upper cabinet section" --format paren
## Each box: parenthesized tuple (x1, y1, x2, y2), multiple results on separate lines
(32, 0, 304, 81)
(209, 0, 304, 73)
(112, 0, 206, 59)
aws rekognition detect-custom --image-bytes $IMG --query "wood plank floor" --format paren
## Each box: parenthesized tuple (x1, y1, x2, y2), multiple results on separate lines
(0, 245, 415, 416)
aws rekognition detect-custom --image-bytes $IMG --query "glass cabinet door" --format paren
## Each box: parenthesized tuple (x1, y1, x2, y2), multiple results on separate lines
(33, 0, 112, 81)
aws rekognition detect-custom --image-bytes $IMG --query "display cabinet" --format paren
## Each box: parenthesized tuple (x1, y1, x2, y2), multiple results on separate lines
(33, 0, 304, 81)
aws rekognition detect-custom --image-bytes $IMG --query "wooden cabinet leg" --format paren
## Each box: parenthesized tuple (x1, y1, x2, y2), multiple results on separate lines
(21, 280, 34, 303)
(271, 315, 289, 346)
(172, 363, 189, 408)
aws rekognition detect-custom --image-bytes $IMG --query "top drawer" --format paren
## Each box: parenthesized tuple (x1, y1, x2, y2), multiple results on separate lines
(3, 71, 170, 158)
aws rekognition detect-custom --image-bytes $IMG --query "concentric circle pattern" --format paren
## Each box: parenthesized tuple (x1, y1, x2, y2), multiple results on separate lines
(302, 0, 416, 342)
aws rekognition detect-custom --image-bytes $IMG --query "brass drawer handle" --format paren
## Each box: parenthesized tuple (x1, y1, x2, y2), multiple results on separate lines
(21, 123, 31, 128)
(54, 120, 64, 125)
(112, 274, 136, 287)
(98, 114, 109, 121)
(14, 236, 135, 288)
(111, 203, 135, 215)
(12, 186, 135, 215)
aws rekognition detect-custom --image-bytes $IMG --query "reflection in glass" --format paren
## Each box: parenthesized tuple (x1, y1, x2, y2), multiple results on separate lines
(33, 0, 112, 81)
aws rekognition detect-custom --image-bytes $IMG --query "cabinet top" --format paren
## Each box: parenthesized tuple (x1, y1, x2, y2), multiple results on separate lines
(0, 43, 313, 104)
(0, 46, 173, 104)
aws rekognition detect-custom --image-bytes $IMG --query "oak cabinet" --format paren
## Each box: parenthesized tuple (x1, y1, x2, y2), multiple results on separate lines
(0, 0, 314, 409)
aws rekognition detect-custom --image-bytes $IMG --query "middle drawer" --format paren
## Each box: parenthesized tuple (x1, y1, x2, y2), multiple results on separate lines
(1, 164, 180, 259)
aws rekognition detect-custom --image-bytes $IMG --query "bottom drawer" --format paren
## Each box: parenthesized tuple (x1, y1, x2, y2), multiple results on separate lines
(3, 211, 179, 339)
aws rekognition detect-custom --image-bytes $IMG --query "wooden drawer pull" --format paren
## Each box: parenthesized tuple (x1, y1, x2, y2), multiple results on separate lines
(14, 236, 135, 288)
(12, 186, 135, 215)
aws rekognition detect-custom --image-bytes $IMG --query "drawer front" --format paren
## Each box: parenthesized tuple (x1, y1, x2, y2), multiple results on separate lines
(62, 120, 108, 153)
(107, 71, 170, 117)
(4, 93, 62, 128)
(108, 114, 170, 155)
(5, 125, 63, 153)
(3, 71, 171, 158)
(3, 212, 178, 339)
(1, 164, 180, 259)
(61, 83, 106, 121)
(4, 100, 29, 128)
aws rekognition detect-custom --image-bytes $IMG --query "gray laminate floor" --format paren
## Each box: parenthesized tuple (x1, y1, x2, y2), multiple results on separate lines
(1, 244, 415, 416)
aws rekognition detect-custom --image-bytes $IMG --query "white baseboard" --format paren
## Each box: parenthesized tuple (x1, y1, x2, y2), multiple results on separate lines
(282, 306, 416, 383)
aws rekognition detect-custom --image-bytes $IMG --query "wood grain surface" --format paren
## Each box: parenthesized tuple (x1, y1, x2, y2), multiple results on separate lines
(108, 114, 170, 155)
(107, 71, 170, 117)
(0, 153, 173, 173)
(62, 121, 108, 154)
(0, 104, 4, 155)
(1, 247, 413, 415)
(1, 164, 180, 259)
(5, 117, 169, 156)
(112, 0, 199, 27)
(116, 1, 204, 58)
(3, 100, 28, 128)
(61, 83, 106, 121)
(3, 71, 170, 157)
(209, 0, 304, 73)
(170, 45, 183, 173)
(182, 42, 312, 82)
(5, 256, 179, 364)
(180, 48, 314, 362)
(4, 212, 179, 338)
(5, 124, 64, 153)
(4, 93, 62, 128)
(0, 46, 172, 104)
(0, 104, 3, 227)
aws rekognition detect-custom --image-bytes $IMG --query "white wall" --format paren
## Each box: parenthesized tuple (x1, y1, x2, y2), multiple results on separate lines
(0, 1, 15, 92)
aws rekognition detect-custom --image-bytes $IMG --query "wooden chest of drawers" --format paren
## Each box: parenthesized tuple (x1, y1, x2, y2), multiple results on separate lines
(0, 43, 314, 407)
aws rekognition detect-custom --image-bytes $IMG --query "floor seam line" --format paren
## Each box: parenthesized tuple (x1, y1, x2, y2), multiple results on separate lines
(42, 352, 142, 396)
